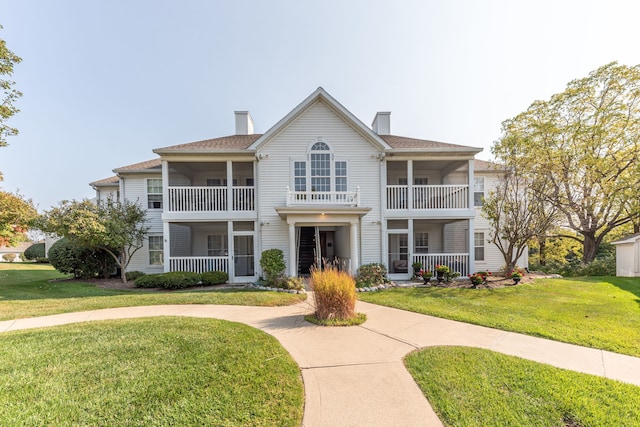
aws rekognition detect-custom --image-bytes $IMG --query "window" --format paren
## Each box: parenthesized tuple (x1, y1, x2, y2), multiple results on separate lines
(207, 235, 228, 256)
(474, 177, 485, 207)
(474, 232, 485, 261)
(207, 178, 237, 186)
(335, 161, 347, 192)
(148, 235, 163, 265)
(414, 177, 428, 185)
(415, 232, 429, 253)
(294, 161, 306, 191)
(147, 179, 163, 209)
(310, 142, 330, 192)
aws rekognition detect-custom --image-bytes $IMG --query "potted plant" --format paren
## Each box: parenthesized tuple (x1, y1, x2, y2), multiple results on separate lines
(411, 261, 423, 276)
(417, 269, 431, 284)
(435, 264, 450, 283)
(469, 272, 484, 287)
(510, 270, 523, 284)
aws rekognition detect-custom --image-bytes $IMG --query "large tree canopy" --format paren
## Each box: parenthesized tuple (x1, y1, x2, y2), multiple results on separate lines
(493, 62, 640, 263)
(0, 190, 37, 246)
(39, 199, 148, 283)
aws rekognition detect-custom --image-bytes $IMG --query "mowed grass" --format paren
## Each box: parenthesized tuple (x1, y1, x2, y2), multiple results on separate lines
(405, 346, 640, 426)
(359, 277, 640, 357)
(0, 264, 306, 321)
(0, 317, 304, 426)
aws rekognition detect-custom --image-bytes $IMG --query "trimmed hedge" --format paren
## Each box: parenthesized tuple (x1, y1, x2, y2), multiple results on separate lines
(125, 271, 146, 281)
(24, 243, 45, 260)
(201, 271, 228, 286)
(48, 238, 117, 279)
(134, 271, 202, 290)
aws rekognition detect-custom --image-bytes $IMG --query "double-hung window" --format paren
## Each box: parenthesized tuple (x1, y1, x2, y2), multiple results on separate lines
(147, 179, 163, 209)
(415, 232, 429, 253)
(148, 235, 163, 265)
(294, 141, 348, 199)
(474, 232, 485, 261)
(474, 177, 485, 207)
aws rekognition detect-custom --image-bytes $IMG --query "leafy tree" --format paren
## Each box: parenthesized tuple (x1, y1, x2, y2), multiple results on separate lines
(493, 62, 640, 263)
(48, 237, 117, 279)
(0, 190, 37, 246)
(0, 25, 23, 180)
(482, 166, 556, 273)
(39, 198, 148, 283)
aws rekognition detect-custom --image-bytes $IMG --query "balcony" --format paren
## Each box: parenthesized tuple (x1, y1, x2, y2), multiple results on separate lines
(168, 186, 255, 213)
(286, 187, 360, 207)
(386, 185, 468, 210)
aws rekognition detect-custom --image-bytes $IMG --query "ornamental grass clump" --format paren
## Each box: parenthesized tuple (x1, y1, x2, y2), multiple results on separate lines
(311, 267, 357, 321)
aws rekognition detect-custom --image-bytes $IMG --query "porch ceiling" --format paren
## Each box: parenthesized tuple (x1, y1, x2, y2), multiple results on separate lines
(274, 206, 371, 221)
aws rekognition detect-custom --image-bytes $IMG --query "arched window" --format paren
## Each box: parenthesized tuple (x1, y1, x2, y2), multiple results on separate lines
(293, 140, 348, 198)
(310, 142, 331, 192)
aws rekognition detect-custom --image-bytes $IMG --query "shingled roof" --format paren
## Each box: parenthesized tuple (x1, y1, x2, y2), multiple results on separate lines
(380, 135, 479, 152)
(89, 175, 120, 187)
(113, 158, 162, 174)
(153, 134, 262, 154)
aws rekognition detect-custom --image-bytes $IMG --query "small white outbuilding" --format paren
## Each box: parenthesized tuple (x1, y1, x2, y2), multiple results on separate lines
(611, 233, 640, 277)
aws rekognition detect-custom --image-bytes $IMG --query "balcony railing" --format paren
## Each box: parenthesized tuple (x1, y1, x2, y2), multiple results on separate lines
(286, 186, 360, 206)
(168, 186, 254, 213)
(412, 253, 470, 277)
(169, 256, 229, 274)
(386, 185, 468, 210)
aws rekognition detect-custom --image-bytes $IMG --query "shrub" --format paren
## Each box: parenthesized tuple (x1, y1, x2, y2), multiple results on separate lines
(24, 243, 45, 260)
(271, 276, 305, 290)
(201, 270, 228, 286)
(125, 271, 146, 281)
(311, 267, 357, 321)
(48, 238, 117, 279)
(2, 253, 17, 262)
(355, 263, 388, 288)
(260, 249, 286, 285)
(134, 271, 202, 289)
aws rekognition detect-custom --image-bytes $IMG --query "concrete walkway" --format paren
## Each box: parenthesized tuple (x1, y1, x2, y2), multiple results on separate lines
(2, 298, 640, 427)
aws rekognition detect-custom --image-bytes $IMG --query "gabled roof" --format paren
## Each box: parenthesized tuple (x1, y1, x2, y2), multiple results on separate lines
(474, 159, 502, 171)
(153, 134, 262, 154)
(113, 158, 162, 174)
(90, 175, 119, 187)
(248, 87, 393, 151)
(381, 135, 481, 153)
(611, 232, 640, 245)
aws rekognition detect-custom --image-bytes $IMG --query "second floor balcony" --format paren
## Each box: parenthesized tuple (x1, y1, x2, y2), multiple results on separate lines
(386, 184, 469, 210)
(168, 186, 254, 213)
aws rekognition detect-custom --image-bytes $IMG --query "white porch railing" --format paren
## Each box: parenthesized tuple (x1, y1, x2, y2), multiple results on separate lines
(412, 253, 470, 277)
(386, 185, 468, 210)
(169, 256, 229, 274)
(286, 186, 360, 206)
(168, 186, 255, 212)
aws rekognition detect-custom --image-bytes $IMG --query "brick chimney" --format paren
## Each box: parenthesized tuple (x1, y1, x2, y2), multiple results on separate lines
(372, 112, 391, 135)
(234, 111, 254, 135)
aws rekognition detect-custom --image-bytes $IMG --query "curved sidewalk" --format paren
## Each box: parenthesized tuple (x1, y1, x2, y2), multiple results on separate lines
(2, 299, 640, 427)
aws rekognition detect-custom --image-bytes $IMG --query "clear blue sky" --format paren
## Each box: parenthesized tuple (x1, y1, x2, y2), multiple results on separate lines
(1, 0, 639, 212)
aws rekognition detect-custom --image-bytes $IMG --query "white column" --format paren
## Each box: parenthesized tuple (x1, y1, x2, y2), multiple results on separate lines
(162, 160, 169, 212)
(468, 159, 475, 210)
(163, 221, 170, 273)
(468, 218, 475, 275)
(228, 221, 235, 282)
(289, 222, 297, 277)
(407, 160, 413, 211)
(227, 160, 234, 212)
(350, 221, 359, 274)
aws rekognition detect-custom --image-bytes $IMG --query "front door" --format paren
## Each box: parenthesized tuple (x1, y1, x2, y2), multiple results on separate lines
(233, 235, 254, 277)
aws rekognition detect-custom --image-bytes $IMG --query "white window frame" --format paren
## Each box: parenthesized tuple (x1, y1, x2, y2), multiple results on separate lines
(207, 234, 228, 256)
(147, 178, 163, 209)
(148, 235, 164, 266)
(291, 139, 349, 193)
(415, 232, 429, 253)
(474, 177, 485, 207)
(474, 232, 485, 261)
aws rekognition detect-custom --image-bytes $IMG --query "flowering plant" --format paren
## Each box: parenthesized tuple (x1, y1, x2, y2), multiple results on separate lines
(510, 270, 523, 279)
(435, 264, 450, 274)
(469, 272, 485, 285)
(417, 269, 431, 278)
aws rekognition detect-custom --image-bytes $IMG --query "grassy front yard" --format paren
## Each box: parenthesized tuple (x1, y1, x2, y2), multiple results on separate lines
(0, 264, 306, 321)
(0, 317, 304, 426)
(359, 276, 640, 357)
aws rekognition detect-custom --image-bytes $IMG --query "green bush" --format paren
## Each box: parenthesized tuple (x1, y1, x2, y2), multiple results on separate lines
(201, 270, 228, 285)
(24, 243, 45, 260)
(355, 263, 388, 288)
(260, 249, 286, 285)
(134, 271, 202, 289)
(48, 238, 117, 279)
(125, 271, 146, 281)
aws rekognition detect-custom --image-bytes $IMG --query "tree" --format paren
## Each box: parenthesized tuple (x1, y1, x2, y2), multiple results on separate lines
(493, 62, 640, 263)
(0, 190, 37, 246)
(482, 166, 556, 273)
(39, 198, 148, 283)
(0, 25, 23, 180)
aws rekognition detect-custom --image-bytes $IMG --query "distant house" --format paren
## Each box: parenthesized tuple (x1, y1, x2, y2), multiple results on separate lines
(0, 241, 33, 261)
(89, 88, 526, 282)
(611, 233, 640, 277)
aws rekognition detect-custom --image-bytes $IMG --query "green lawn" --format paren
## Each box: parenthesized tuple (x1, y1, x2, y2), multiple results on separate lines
(406, 346, 640, 426)
(0, 264, 306, 321)
(0, 317, 304, 426)
(359, 276, 640, 357)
